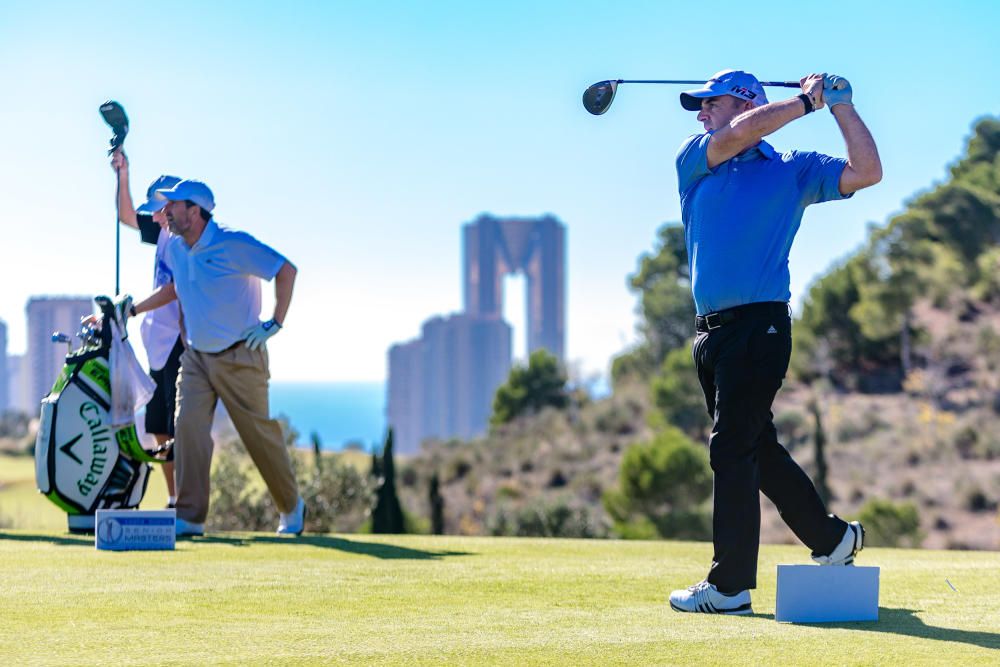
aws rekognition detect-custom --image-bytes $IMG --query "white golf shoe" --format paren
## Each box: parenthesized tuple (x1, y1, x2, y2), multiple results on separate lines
(669, 581, 753, 615)
(812, 521, 865, 566)
(277, 497, 306, 536)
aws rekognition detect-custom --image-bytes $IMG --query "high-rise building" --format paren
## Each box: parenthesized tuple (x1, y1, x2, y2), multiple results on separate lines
(388, 314, 511, 454)
(0, 319, 8, 413)
(387, 214, 566, 454)
(463, 214, 565, 360)
(26, 296, 94, 404)
(7, 354, 30, 414)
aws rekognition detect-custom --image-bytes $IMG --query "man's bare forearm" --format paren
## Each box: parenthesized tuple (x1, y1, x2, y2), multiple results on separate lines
(112, 151, 139, 228)
(832, 105, 882, 190)
(133, 283, 177, 315)
(729, 97, 808, 142)
(117, 172, 138, 227)
(272, 262, 297, 326)
(708, 97, 808, 166)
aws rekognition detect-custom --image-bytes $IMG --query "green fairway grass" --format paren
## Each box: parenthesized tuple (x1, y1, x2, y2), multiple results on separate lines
(0, 531, 997, 666)
(0, 448, 367, 532)
(0, 453, 170, 531)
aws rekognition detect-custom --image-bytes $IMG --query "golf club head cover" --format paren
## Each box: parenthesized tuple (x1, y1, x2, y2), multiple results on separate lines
(99, 100, 129, 153)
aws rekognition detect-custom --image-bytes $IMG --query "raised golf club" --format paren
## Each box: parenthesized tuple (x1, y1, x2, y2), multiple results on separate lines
(582, 78, 846, 115)
(99, 100, 129, 294)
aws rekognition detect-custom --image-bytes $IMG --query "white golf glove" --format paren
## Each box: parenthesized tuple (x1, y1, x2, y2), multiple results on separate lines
(114, 294, 134, 325)
(242, 319, 282, 350)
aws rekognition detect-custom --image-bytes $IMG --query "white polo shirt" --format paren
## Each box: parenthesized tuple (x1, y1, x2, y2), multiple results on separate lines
(165, 220, 286, 353)
(136, 215, 182, 370)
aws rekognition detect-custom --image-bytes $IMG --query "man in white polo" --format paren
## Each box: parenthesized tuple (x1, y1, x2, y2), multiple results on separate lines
(131, 179, 305, 537)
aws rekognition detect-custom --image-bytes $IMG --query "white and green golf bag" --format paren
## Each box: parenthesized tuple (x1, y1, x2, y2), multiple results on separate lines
(35, 296, 169, 533)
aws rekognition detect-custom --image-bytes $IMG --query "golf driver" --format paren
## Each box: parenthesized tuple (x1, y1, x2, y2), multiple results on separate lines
(583, 78, 835, 115)
(99, 101, 129, 295)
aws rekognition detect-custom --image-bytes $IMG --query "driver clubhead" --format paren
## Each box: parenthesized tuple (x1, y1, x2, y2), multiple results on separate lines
(582, 80, 618, 115)
(99, 100, 129, 152)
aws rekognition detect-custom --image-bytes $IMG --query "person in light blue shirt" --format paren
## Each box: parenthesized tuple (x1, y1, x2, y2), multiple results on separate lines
(667, 71, 882, 616)
(130, 179, 306, 538)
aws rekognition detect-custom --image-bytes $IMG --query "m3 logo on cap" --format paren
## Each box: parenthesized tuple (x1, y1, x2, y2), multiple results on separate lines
(731, 86, 757, 99)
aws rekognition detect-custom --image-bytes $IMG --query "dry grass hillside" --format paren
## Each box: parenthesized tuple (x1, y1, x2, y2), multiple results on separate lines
(396, 296, 1000, 551)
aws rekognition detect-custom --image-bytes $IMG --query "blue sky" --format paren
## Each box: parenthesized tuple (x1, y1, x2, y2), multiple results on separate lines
(0, 1, 996, 382)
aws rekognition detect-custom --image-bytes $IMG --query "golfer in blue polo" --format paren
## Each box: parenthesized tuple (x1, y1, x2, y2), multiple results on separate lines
(668, 71, 882, 615)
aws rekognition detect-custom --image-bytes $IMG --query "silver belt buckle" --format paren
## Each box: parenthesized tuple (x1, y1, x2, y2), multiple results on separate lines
(706, 313, 723, 330)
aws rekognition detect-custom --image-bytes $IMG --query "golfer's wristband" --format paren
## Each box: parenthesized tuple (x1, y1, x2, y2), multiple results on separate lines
(129, 305, 137, 317)
(798, 94, 814, 114)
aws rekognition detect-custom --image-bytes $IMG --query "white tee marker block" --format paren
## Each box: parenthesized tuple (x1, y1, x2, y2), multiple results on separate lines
(95, 509, 176, 551)
(775, 564, 879, 623)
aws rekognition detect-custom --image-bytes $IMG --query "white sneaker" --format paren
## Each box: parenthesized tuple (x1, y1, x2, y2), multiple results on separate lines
(813, 521, 864, 565)
(669, 581, 753, 615)
(277, 497, 306, 536)
(175, 517, 204, 537)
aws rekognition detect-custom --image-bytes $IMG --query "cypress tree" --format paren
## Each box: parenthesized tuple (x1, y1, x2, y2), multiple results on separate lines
(372, 429, 405, 533)
(310, 431, 323, 473)
(808, 399, 833, 505)
(429, 473, 445, 535)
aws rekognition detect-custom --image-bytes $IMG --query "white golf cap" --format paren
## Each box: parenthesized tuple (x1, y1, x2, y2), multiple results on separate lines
(680, 70, 769, 111)
(136, 175, 182, 214)
(155, 179, 215, 213)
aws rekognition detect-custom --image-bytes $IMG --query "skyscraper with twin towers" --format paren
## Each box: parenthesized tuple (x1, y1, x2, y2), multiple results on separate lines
(387, 214, 566, 454)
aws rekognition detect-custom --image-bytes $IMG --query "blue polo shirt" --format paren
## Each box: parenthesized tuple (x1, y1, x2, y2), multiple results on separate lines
(676, 133, 850, 315)
(164, 220, 287, 352)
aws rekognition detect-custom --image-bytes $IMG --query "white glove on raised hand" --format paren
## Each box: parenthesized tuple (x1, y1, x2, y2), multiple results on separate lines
(242, 319, 282, 350)
(114, 294, 134, 325)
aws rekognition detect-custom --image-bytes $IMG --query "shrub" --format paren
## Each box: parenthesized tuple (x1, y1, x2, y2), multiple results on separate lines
(445, 457, 472, 482)
(491, 350, 569, 427)
(961, 485, 998, 513)
(953, 425, 979, 459)
(208, 447, 275, 532)
(835, 408, 887, 442)
(300, 457, 372, 533)
(651, 346, 711, 440)
(855, 498, 923, 547)
(774, 409, 809, 451)
(487, 496, 604, 538)
(209, 442, 372, 533)
(594, 403, 636, 435)
(603, 426, 712, 540)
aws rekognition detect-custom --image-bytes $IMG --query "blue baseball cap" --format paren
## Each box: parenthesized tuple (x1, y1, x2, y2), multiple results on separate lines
(680, 69, 769, 111)
(156, 179, 215, 213)
(136, 175, 182, 214)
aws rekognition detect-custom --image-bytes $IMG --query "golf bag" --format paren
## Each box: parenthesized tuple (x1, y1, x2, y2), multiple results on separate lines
(35, 296, 169, 533)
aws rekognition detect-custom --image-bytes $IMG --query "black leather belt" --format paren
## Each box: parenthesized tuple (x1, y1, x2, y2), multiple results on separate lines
(203, 340, 244, 356)
(695, 302, 789, 333)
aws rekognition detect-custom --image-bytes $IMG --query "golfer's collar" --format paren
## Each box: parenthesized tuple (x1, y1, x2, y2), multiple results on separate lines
(756, 140, 776, 159)
(705, 132, 775, 160)
(192, 220, 219, 250)
(738, 140, 775, 160)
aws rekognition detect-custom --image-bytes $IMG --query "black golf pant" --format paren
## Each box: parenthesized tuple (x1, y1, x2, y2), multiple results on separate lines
(693, 302, 846, 593)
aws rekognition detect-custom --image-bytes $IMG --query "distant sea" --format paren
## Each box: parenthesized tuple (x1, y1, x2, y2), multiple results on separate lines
(269, 382, 385, 450)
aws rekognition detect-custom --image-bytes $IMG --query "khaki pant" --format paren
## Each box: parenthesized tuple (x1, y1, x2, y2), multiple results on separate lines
(173, 342, 298, 523)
